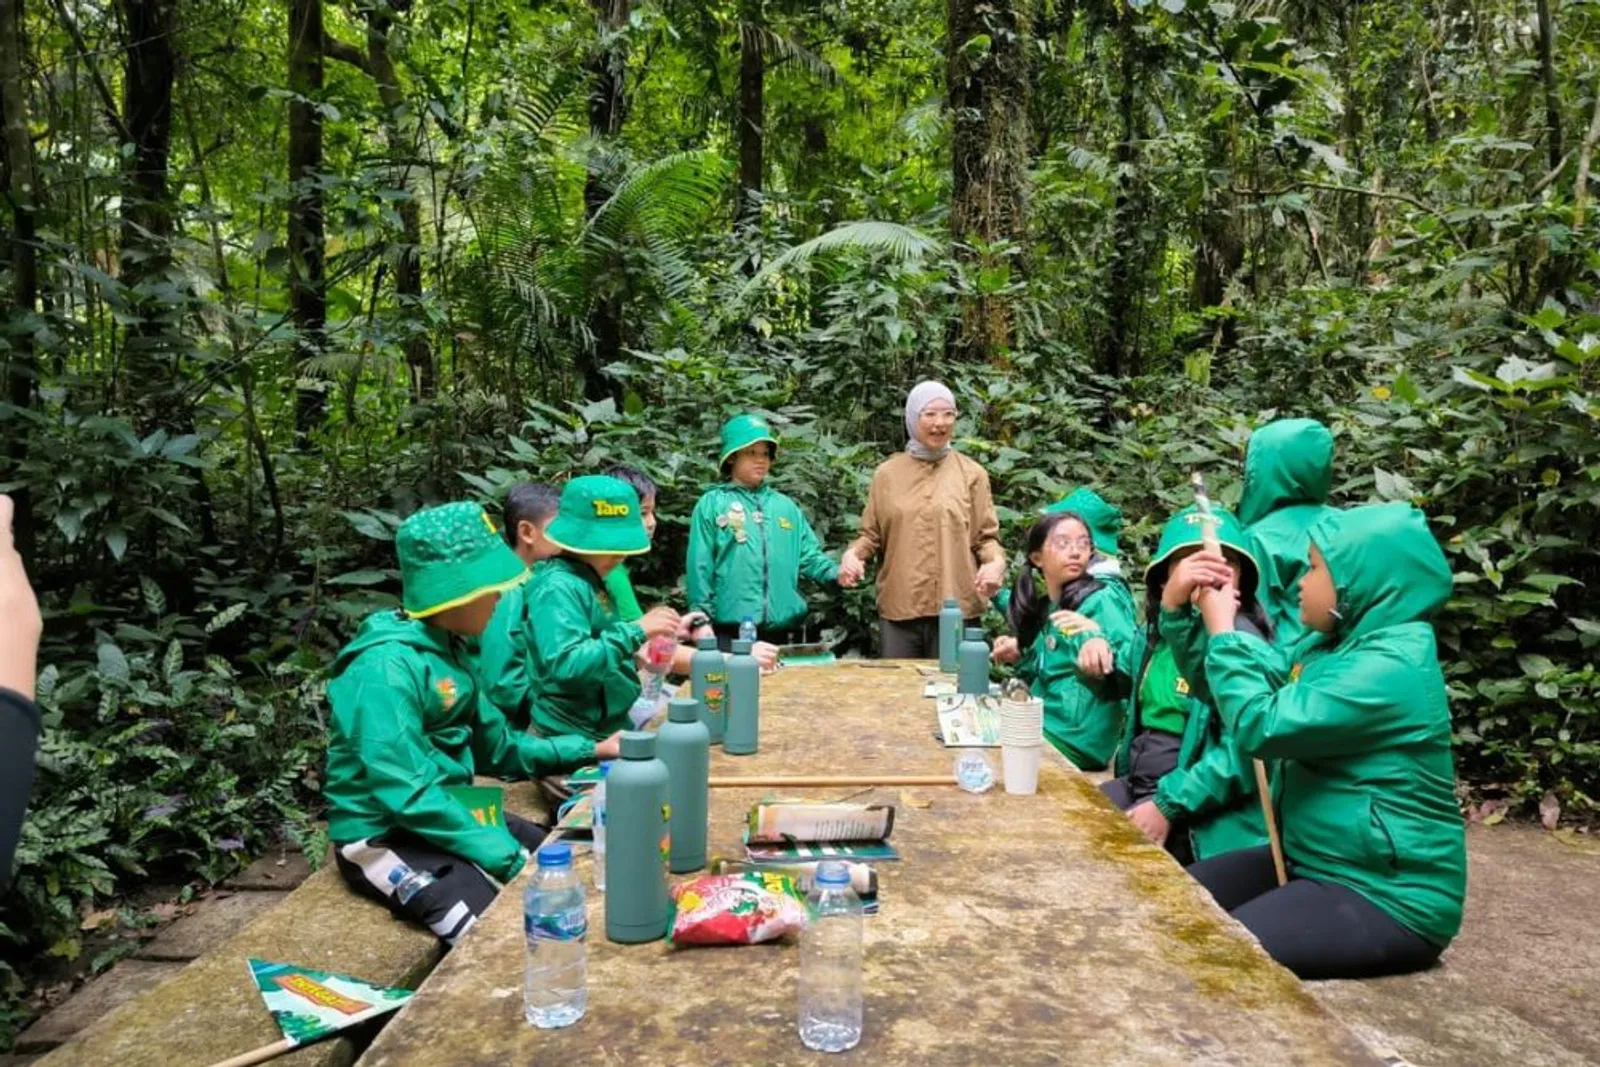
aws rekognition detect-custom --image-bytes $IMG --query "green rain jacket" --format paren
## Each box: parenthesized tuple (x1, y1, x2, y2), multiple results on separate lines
(479, 558, 645, 740)
(1238, 418, 1336, 649)
(1151, 608, 1270, 861)
(325, 611, 595, 881)
(686, 482, 838, 629)
(1205, 503, 1467, 947)
(1015, 582, 1136, 770)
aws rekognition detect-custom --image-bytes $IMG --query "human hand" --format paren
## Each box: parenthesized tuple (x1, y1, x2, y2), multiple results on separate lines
(1077, 637, 1113, 678)
(752, 641, 780, 672)
(1128, 801, 1170, 847)
(1049, 609, 1099, 637)
(974, 558, 1006, 598)
(992, 635, 1021, 664)
(1197, 584, 1238, 635)
(1162, 550, 1236, 610)
(677, 612, 709, 641)
(838, 552, 865, 588)
(0, 495, 42, 698)
(594, 731, 623, 760)
(639, 605, 682, 641)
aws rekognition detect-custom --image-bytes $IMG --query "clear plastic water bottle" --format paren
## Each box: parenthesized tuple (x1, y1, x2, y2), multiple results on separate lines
(591, 768, 608, 892)
(739, 615, 758, 644)
(523, 843, 588, 1029)
(640, 635, 676, 704)
(798, 860, 864, 1053)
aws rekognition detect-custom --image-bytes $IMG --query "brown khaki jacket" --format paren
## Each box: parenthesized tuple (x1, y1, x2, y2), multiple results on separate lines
(847, 451, 1004, 621)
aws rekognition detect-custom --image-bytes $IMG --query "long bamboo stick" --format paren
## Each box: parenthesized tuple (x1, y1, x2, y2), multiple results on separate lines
(707, 775, 958, 788)
(204, 1037, 296, 1067)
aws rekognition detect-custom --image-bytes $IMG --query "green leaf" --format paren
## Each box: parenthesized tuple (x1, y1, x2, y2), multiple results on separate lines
(104, 528, 128, 561)
(341, 510, 395, 541)
(1517, 653, 1557, 678)
(97, 643, 130, 685)
(140, 577, 167, 617)
(207, 603, 249, 634)
(162, 640, 183, 684)
(327, 570, 394, 587)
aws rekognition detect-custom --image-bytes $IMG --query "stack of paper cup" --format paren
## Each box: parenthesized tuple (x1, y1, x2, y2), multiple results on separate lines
(999, 695, 1045, 795)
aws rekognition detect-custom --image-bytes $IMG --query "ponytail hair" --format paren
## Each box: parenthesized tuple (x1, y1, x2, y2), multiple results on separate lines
(1006, 511, 1101, 651)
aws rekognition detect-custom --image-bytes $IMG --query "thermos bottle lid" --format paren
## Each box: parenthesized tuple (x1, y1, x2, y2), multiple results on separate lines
(944, 598, 959, 608)
(620, 731, 657, 759)
(731, 640, 753, 654)
(667, 696, 700, 723)
(696, 636, 719, 650)
(964, 627, 986, 641)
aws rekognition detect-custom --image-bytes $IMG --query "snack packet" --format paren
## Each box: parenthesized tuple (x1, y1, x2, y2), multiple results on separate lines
(667, 871, 809, 947)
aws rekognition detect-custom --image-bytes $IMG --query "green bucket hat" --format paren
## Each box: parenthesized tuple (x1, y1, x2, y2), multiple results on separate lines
(1145, 504, 1260, 586)
(397, 502, 528, 618)
(719, 414, 778, 467)
(1045, 487, 1122, 556)
(543, 475, 651, 556)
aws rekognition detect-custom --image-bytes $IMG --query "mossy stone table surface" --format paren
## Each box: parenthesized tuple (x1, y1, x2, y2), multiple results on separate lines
(358, 662, 1378, 1067)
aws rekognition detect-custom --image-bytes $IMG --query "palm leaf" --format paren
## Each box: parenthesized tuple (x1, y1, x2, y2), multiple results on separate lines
(737, 221, 941, 305)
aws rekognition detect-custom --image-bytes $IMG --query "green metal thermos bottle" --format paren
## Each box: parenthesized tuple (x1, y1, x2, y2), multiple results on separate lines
(690, 636, 728, 744)
(938, 598, 963, 672)
(656, 697, 709, 873)
(604, 731, 670, 943)
(723, 639, 761, 755)
(958, 627, 990, 696)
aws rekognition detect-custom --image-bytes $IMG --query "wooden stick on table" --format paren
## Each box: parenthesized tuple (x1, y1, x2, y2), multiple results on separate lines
(1192, 472, 1288, 887)
(204, 1037, 296, 1067)
(708, 775, 958, 788)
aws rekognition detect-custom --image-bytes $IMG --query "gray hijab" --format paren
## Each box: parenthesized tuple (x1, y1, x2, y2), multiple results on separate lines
(904, 380, 956, 462)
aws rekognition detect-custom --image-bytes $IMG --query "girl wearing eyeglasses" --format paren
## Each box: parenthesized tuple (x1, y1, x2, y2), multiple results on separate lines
(991, 509, 1137, 771)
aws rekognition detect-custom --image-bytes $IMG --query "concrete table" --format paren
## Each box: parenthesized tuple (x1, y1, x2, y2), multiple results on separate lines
(356, 662, 1377, 1067)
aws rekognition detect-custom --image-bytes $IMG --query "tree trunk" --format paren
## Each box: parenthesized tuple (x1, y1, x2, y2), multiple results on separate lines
(580, 0, 629, 401)
(363, 3, 434, 402)
(288, 0, 328, 444)
(735, 0, 763, 231)
(1099, 2, 1145, 378)
(117, 0, 190, 430)
(946, 0, 1031, 365)
(0, 0, 38, 556)
(1534, 0, 1562, 173)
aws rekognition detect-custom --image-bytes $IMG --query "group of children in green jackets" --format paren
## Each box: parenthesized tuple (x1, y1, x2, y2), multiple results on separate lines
(322, 411, 1467, 984)
(1001, 418, 1466, 979)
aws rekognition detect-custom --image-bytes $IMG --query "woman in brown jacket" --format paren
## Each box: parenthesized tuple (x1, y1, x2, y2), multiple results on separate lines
(839, 382, 1006, 658)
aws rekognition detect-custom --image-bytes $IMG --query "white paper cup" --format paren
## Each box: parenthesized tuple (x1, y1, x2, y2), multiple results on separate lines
(1002, 742, 1042, 794)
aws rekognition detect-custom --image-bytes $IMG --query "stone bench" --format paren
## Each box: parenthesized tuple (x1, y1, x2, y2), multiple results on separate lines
(32, 865, 443, 1067)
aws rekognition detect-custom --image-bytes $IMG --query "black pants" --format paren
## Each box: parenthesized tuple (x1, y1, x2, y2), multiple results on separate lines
(336, 813, 548, 945)
(711, 621, 798, 651)
(1187, 846, 1442, 980)
(1099, 730, 1183, 809)
(878, 615, 978, 659)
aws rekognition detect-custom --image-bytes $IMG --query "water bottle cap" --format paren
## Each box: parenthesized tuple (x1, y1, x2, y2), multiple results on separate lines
(731, 639, 753, 654)
(964, 627, 986, 641)
(742, 614, 754, 622)
(696, 636, 719, 650)
(536, 842, 573, 868)
(667, 696, 700, 723)
(619, 731, 656, 759)
(815, 861, 850, 887)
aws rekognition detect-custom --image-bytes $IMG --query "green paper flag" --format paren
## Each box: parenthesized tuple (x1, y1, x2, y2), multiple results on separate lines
(248, 959, 412, 1047)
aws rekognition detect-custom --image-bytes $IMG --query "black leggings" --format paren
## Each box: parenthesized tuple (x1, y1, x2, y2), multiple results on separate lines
(1187, 846, 1442, 980)
(336, 813, 548, 945)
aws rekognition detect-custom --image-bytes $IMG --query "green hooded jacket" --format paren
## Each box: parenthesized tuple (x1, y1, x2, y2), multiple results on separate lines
(324, 611, 595, 881)
(1015, 582, 1136, 770)
(1112, 505, 1268, 861)
(1238, 418, 1336, 648)
(479, 558, 646, 740)
(686, 482, 838, 628)
(1205, 503, 1467, 947)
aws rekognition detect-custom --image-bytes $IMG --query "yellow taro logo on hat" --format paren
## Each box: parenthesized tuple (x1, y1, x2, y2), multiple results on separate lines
(592, 499, 631, 518)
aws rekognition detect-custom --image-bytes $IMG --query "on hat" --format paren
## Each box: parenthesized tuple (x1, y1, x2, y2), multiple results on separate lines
(543, 475, 651, 556)
(398, 502, 529, 617)
(719, 414, 779, 467)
